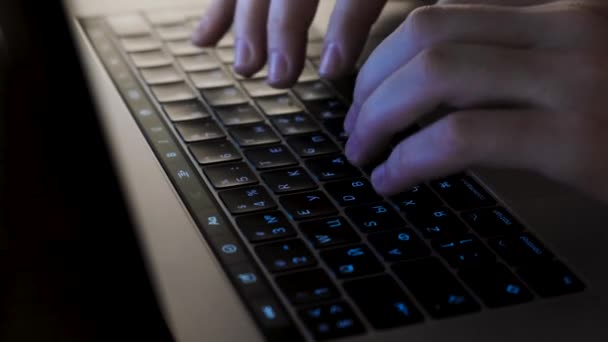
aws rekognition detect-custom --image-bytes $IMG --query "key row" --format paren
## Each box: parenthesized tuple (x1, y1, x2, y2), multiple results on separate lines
(251, 235, 582, 340)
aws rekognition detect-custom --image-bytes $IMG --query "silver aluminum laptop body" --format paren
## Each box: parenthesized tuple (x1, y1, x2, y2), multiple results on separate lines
(64, 0, 608, 341)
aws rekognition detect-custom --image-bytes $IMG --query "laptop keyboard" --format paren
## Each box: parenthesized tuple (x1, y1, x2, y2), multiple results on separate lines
(81, 10, 585, 341)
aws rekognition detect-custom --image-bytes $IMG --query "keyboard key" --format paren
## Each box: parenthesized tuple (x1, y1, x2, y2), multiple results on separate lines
(299, 301, 365, 340)
(229, 124, 281, 147)
(175, 119, 225, 142)
(201, 86, 248, 106)
(462, 207, 524, 237)
(216, 104, 264, 126)
(305, 98, 348, 120)
(369, 229, 430, 262)
(407, 207, 469, 239)
(433, 234, 495, 268)
(276, 269, 340, 305)
(323, 118, 348, 144)
(245, 145, 298, 170)
(189, 139, 241, 165)
(150, 82, 197, 102)
(345, 202, 406, 233)
(166, 39, 206, 55)
(108, 14, 151, 36)
(227, 262, 269, 297)
(177, 53, 220, 72)
(488, 233, 552, 266)
(393, 258, 480, 318)
(120, 36, 161, 52)
(271, 114, 321, 136)
(287, 134, 339, 158)
(460, 263, 533, 307)
(392, 184, 442, 214)
(189, 68, 233, 89)
(163, 100, 210, 122)
(242, 79, 288, 97)
(217, 31, 235, 47)
(140, 65, 183, 85)
(257, 94, 304, 116)
(280, 191, 337, 220)
(344, 275, 423, 329)
(156, 24, 191, 40)
(208, 233, 249, 265)
(216, 47, 236, 63)
(232, 64, 269, 80)
(235, 212, 296, 242)
(321, 245, 383, 279)
(145, 10, 186, 26)
(255, 239, 316, 272)
(518, 261, 585, 298)
(305, 155, 360, 182)
(306, 42, 324, 58)
(203, 162, 258, 189)
(249, 296, 302, 340)
(131, 50, 172, 68)
(299, 217, 359, 248)
(431, 175, 496, 211)
(219, 185, 276, 214)
(324, 178, 381, 207)
(261, 168, 317, 194)
(294, 80, 334, 101)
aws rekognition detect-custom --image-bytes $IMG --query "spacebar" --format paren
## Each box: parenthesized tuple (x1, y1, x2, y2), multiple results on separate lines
(81, 17, 302, 342)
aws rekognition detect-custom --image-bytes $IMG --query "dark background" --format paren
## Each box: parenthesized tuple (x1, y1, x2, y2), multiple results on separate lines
(1, 1, 173, 341)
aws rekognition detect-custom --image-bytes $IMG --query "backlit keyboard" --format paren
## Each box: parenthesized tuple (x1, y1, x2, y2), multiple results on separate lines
(81, 10, 584, 341)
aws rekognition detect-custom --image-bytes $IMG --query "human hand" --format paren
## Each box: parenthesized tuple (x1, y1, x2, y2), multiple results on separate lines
(344, 0, 608, 203)
(191, 0, 387, 88)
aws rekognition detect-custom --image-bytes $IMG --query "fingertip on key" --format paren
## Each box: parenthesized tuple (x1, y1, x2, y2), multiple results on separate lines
(234, 38, 255, 76)
(267, 50, 291, 88)
(319, 42, 342, 79)
(371, 164, 388, 195)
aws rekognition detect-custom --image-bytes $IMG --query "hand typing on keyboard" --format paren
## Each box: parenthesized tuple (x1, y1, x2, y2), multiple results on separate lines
(192, 0, 386, 87)
(340, 0, 608, 205)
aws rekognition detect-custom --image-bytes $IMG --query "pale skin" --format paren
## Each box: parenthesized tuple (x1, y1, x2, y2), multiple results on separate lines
(193, 0, 608, 204)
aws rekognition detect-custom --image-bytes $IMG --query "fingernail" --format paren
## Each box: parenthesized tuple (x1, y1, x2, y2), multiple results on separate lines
(319, 43, 341, 78)
(268, 50, 288, 85)
(371, 164, 387, 193)
(234, 38, 252, 71)
(191, 19, 209, 46)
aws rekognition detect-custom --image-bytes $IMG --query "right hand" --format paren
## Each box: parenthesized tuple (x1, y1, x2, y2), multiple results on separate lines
(191, 0, 388, 88)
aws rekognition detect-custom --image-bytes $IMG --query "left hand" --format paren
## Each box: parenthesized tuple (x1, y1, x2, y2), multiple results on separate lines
(344, 0, 608, 203)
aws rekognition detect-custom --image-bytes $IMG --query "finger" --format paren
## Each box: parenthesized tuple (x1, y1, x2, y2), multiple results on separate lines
(345, 44, 554, 167)
(371, 109, 549, 196)
(345, 3, 606, 133)
(233, 0, 271, 76)
(267, 0, 320, 88)
(192, 0, 237, 46)
(319, 0, 387, 79)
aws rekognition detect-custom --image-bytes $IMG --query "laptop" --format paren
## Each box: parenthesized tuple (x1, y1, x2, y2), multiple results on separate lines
(3, 0, 608, 341)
